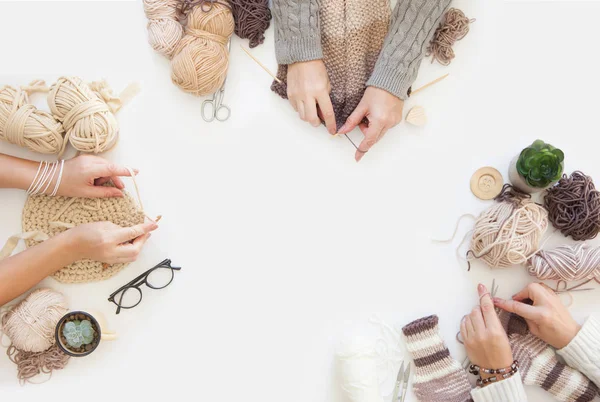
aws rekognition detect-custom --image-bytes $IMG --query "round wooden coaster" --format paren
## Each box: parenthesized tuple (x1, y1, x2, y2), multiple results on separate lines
(470, 167, 504, 200)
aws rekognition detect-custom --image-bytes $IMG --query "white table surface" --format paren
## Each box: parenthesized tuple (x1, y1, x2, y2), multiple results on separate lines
(1, 1, 599, 401)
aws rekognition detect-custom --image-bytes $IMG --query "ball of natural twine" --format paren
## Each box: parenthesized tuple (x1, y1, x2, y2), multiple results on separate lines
(0, 81, 66, 154)
(47, 76, 120, 154)
(469, 188, 548, 268)
(1, 288, 68, 353)
(170, 2, 234, 96)
(143, 0, 184, 58)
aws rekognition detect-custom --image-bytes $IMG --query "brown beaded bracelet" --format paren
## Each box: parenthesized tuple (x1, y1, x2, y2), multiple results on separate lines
(469, 360, 519, 376)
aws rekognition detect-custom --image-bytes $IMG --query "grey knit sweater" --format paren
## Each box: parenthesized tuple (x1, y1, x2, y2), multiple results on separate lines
(272, 0, 452, 100)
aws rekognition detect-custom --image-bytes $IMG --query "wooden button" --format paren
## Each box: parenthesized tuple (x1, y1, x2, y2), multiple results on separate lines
(471, 167, 504, 200)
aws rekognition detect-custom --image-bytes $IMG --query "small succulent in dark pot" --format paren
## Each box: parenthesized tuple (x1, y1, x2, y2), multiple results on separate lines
(509, 140, 564, 193)
(55, 311, 100, 357)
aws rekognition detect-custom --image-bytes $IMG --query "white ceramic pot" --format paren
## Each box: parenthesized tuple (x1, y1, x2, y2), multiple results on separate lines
(508, 155, 558, 193)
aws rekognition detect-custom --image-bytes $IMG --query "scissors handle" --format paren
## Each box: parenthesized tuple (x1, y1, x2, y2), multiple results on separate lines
(215, 104, 231, 122)
(201, 99, 216, 122)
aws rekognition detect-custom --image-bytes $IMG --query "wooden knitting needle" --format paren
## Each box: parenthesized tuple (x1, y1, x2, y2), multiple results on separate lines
(411, 73, 449, 96)
(240, 45, 281, 83)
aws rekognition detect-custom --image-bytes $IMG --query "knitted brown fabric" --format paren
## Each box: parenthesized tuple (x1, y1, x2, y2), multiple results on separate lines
(498, 310, 598, 402)
(403, 315, 473, 402)
(271, 0, 391, 129)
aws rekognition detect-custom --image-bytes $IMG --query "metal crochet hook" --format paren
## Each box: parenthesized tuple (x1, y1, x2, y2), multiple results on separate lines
(201, 40, 231, 122)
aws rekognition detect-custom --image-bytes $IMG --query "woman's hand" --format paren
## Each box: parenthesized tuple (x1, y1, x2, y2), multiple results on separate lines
(493, 283, 581, 349)
(337, 87, 404, 162)
(58, 155, 138, 198)
(65, 220, 158, 264)
(286, 60, 336, 134)
(461, 284, 514, 374)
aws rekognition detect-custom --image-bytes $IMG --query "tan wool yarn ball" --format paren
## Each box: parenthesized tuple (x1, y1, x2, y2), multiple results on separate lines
(0, 83, 66, 154)
(22, 185, 145, 283)
(143, 0, 184, 58)
(171, 2, 234, 96)
(47, 76, 119, 154)
(1, 288, 68, 353)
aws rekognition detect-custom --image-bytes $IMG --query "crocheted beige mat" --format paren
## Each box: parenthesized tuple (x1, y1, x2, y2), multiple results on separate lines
(22, 185, 144, 283)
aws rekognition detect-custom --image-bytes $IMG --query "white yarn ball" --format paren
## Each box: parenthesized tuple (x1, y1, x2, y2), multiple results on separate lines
(1, 288, 68, 352)
(337, 338, 385, 402)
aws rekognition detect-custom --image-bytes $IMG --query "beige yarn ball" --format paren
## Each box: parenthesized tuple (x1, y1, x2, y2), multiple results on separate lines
(0, 84, 66, 154)
(470, 198, 548, 268)
(47, 76, 119, 154)
(171, 2, 234, 96)
(1, 289, 68, 353)
(143, 0, 183, 58)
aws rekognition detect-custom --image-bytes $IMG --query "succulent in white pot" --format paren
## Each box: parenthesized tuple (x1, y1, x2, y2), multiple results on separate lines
(509, 140, 564, 193)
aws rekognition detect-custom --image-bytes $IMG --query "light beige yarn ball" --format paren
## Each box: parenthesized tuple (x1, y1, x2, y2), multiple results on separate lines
(171, 2, 234, 96)
(0, 83, 66, 154)
(1, 288, 68, 353)
(22, 185, 145, 283)
(47, 76, 119, 154)
(143, 0, 184, 58)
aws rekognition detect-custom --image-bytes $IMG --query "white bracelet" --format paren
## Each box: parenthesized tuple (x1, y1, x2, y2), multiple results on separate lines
(30, 161, 50, 195)
(40, 161, 58, 195)
(26, 161, 45, 195)
(50, 160, 65, 197)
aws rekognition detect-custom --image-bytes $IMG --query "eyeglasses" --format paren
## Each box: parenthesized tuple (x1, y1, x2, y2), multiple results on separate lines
(108, 259, 181, 314)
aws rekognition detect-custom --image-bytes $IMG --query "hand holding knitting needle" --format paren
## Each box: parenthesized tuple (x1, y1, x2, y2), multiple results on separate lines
(286, 60, 337, 135)
(493, 283, 582, 349)
(337, 87, 404, 162)
(461, 284, 514, 374)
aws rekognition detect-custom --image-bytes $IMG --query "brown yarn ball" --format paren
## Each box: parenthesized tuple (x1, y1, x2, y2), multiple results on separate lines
(143, 0, 184, 58)
(544, 171, 600, 241)
(170, 2, 234, 96)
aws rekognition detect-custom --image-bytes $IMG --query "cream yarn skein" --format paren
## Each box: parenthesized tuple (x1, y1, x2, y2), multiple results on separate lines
(47, 77, 121, 154)
(469, 197, 548, 268)
(0, 81, 66, 154)
(1, 288, 68, 353)
(143, 0, 184, 58)
(171, 2, 234, 96)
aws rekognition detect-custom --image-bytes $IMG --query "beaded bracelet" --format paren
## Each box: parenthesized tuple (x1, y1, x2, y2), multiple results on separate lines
(470, 361, 519, 387)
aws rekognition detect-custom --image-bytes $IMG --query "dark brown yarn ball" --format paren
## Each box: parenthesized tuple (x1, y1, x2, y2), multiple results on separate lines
(229, 0, 271, 48)
(544, 171, 600, 241)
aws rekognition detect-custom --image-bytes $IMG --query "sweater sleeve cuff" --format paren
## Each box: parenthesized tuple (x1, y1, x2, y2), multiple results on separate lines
(275, 36, 323, 65)
(366, 64, 414, 100)
(471, 373, 528, 402)
(558, 315, 600, 369)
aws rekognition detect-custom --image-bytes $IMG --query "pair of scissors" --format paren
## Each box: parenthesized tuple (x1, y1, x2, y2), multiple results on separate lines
(201, 40, 231, 122)
(391, 361, 411, 402)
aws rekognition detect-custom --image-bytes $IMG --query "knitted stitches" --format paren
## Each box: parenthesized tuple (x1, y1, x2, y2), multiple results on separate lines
(21, 185, 145, 283)
(499, 311, 598, 402)
(272, 0, 452, 100)
(403, 315, 473, 402)
(272, 0, 391, 129)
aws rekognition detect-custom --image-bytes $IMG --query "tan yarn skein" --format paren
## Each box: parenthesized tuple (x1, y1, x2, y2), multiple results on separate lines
(469, 198, 548, 268)
(143, 0, 184, 58)
(171, 2, 234, 96)
(0, 81, 66, 154)
(1, 289, 68, 353)
(47, 77, 119, 154)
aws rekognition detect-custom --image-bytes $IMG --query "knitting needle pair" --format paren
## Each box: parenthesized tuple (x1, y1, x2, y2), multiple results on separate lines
(391, 361, 411, 402)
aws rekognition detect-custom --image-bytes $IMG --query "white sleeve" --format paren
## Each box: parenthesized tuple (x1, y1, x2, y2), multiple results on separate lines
(471, 372, 528, 402)
(557, 315, 600, 387)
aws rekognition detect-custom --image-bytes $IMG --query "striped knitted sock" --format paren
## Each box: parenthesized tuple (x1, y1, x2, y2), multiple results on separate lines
(403, 315, 473, 402)
(500, 311, 598, 402)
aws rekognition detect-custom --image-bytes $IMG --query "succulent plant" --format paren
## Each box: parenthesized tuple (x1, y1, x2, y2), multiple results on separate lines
(516, 140, 564, 188)
(63, 319, 95, 349)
